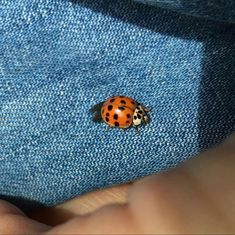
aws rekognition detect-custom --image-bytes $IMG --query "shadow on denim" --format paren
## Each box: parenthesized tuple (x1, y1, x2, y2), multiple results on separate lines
(199, 31, 235, 149)
(0, 195, 46, 213)
(135, 0, 235, 23)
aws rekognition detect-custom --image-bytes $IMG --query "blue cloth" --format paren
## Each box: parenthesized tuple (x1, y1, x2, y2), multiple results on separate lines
(0, 0, 235, 210)
(136, 0, 235, 23)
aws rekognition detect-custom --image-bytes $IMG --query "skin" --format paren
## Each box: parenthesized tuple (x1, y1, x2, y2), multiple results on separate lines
(0, 134, 235, 234)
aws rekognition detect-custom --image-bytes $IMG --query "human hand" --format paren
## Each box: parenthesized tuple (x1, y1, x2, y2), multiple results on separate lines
(1, 134, 235, 234)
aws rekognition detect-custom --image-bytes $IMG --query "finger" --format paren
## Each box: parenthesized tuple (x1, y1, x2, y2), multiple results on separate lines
(0, 200, 51, 234)
(41, 134, 235, 234)
(45, 203, 140, 234)
(182, 134, 235, 219)
(46, 134, 235, 234)
(128, 134, 235, 233)
(30, 184, 130, 226)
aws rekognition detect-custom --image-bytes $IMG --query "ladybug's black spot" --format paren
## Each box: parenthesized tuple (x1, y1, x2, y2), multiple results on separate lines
(108, 105, 113, 111)
(126, 114, 131, 118)
(105, 117, 109, 122)
(110, 98, 115, 102)
(131, 101, 135, 104)
(113, 114, 118, 120)
(118, 106, 125, 111)
(106, 113, 110, 116)
(138, 110, 143, 114)
(126, 120, 130, 124)
(114, 122, 119, 127)
(120, 100, 126, 104)
(134, 116, 137, 120)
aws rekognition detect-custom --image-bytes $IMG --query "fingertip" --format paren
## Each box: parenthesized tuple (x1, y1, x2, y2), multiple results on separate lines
(0, 199, 25, 216)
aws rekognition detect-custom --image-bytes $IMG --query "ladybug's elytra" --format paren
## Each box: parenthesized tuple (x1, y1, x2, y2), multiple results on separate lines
(90, 96, 150, 130)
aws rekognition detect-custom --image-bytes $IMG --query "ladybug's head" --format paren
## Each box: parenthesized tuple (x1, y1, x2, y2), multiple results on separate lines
(132, 104, 150, 126)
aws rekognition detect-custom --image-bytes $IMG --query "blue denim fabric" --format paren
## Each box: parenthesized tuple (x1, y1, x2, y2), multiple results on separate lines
(0, 0, 235, 210)
(136, 0, 235, 23)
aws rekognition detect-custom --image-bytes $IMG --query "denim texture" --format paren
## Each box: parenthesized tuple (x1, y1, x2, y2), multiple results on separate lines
(0, 0, 235, 209)
(136, 0, 235, 23)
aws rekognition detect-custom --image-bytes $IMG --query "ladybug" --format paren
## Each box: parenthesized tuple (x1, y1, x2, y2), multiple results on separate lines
(90, 96, 150, 130)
